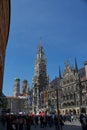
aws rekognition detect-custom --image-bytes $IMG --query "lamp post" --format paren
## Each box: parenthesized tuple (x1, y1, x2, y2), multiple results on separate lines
(11, 98, 13, 113)
(85, 92, 87, 114)
(56, 67, 62, 130)
(56, 78, 60, 130)
(78, 76, 82, 114)
(56, 84, 60, 130)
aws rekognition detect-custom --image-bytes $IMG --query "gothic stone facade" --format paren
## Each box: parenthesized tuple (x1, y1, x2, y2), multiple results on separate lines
(33, 60, 87, 115)
(48, 61, 87, 115)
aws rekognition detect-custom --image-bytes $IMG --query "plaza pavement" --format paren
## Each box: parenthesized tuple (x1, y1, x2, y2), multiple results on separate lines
(0, 120, 82, 130)
(64, 119, 81, 126)
(0, 122, 6, 130)
(31, 124, 82, 130)
(30, 119, 82, 130)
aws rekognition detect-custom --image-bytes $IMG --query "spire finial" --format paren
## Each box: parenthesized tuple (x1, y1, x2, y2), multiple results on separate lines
(39, 37, 42, 44)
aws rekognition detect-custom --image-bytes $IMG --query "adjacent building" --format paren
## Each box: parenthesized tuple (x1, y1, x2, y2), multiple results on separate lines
(60, 61, 87, 115)
(6, 78, 30, 115)
(47, 60, 87, 115)
(0, 0, 10, 92)
(0, 1, 10, 114)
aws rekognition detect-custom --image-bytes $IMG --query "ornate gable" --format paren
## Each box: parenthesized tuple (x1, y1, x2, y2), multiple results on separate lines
(63, 61, 74, 77)
(62, 61, 75, 86)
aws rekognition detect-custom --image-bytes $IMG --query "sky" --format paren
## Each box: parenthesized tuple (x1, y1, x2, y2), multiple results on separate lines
(3, 0, 87, 96)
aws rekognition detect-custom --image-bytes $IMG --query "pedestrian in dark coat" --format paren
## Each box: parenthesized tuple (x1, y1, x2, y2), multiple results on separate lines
(26, 117, 31, 130)
(80, 113, 87, 130)
(6, 115, 12, 130)
(60, 115, 64, 130)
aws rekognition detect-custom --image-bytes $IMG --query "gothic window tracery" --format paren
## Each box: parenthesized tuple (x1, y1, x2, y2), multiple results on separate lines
(51, 92, 55, 98)
(82, 84, 85, 90)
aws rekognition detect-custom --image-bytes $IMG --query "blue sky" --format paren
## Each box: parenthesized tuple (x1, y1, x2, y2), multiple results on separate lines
(3, 0, 87, 96)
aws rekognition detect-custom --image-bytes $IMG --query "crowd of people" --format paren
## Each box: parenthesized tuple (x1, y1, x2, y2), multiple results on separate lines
(1, 112, 87, 130)
(1, 115, 31, 130)
(0, 114, 65, 130)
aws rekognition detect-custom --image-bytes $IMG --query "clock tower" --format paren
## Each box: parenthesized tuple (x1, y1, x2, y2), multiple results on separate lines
(32, 41, 49, 113)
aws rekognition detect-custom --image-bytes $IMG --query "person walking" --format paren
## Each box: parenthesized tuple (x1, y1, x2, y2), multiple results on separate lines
(80, 113, 87, 130)
(60, 115, 64, 130)
(54, 115, 60, 130)
(26, 116, 31, 130)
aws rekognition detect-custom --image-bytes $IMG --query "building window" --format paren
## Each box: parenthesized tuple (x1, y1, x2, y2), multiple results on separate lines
(82, 85, 85, 90)
(70, 94, 73, 99)
(83, 101, 85, 105)
(70, 78, 73, 82)
(63, 96, 65, 100)
(67, 80, 69, 84)
(76, 101, 78, 106)
(35, 88, 37, 93)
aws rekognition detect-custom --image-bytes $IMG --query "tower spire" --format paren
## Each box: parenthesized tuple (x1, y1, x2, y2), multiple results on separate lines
(75, 57, 78, 73)
(37, 38, 45, 60)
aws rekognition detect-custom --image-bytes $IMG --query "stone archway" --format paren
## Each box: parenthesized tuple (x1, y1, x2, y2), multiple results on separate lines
(81, 107, 86, 114)
(65, 109, 68, 114)
(73, 109, 76, 114)
(69, 109, 72, 114)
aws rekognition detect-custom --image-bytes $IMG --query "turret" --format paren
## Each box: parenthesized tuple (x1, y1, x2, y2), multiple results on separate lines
(75, 58, 78, 73)
(84, 61, 87, 79)
(13, 78, 20, 97)
(22, 80, 29, 95)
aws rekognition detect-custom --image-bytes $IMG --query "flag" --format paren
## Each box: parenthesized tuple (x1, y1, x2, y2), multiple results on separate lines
(28, 96, 32, 105)
(45, 90, 48, 98)
(44, 90, 48, 103)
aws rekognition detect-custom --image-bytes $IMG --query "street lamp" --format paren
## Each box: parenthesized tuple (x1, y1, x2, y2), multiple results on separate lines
(11, 98, 13, 114)
(56, 77, 61, 130)
(85, 93, 87, 114)
(78, 76, 82, 114)
(55, 67, 62, 130)
(56, 87, 60, 120)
